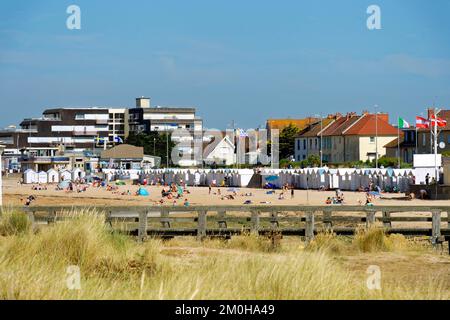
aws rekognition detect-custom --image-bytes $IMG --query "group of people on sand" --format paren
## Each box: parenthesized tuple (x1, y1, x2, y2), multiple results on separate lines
(157, 183, 191, 206)
(325, 189, 345, 205)
(31, 184, 47, 191)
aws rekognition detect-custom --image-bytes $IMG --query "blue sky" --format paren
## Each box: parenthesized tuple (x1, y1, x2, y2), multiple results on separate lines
(1, 0, 449, 129)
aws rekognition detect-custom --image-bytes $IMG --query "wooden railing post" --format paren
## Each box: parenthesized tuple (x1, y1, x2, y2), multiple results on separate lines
(27, 210, 36, 231)
(446, 211, 450, 229)
(366, 210, 376, 229)
(138, 210, 148, 242)
(382, 211, 391, 229)
(323, 210, 332, 231)
(197, 210, 207, 241)
(431, 210, 442, 247)
(217, 210, 227, 229)
(270, 211, 279, 230)
(160, 208, 170, 228)
(305, 211, 315, 243)
(105, 211, 113, 228)
(250, 210, 260, 235)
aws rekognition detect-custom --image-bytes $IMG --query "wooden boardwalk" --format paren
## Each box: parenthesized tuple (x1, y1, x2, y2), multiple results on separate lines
(20, 205, 450, 253)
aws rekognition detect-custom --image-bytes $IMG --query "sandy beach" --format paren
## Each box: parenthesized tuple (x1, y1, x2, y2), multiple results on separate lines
(3, 174, 449, 208)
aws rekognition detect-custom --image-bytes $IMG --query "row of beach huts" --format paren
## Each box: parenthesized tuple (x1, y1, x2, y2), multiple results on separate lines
(22, 167, 415, 192)
(22, 168, 86, 184)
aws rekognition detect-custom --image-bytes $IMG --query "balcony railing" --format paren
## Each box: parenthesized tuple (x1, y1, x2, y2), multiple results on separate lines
(73, 131, 99, 136)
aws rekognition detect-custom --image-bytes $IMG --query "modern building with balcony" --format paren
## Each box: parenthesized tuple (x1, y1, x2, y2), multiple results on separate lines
(129, 97, 203, 134)
(129, 97, 203, 166)
(0, 96, 203, 169)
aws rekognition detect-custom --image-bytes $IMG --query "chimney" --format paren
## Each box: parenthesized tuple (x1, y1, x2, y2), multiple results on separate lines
(136, 96, 151, 108)
(377, 113, 389, 122)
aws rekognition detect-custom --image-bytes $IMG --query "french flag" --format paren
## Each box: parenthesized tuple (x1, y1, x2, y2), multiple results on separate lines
(415, 116, 429, 129)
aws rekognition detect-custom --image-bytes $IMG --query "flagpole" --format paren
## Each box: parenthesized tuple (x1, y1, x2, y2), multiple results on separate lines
(433, 108, 441, 197)
(397, 117, 400, 169)
(375, 105, 378, 169)
(429, 108, 433, 154)
(415, 126, 418, 155)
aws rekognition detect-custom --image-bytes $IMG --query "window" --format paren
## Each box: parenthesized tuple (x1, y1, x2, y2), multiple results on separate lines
(75, 114, 85, 120)
(303, 139, 306, 150)
(369, 137, 375, 143)
(422, 133, 426, 146)
(297, 140, 300, 150)
(315, 138, 318, 149)
(447, 134, 450, 144)
(309, 139, 312, 149)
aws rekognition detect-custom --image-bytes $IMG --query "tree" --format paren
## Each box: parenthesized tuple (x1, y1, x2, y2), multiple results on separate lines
(300, 155, 321, 168)
(279, 123, 300, 160)
(126, 132, 175, 167)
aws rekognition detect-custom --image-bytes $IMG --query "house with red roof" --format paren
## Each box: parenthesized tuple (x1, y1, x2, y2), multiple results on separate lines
(342, 113, 399, 163)
(295, 112, 399, 163)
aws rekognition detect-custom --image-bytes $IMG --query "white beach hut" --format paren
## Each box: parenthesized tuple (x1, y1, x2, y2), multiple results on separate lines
(72, 168, 85, 181)
(38, 171, 48, 184)
(47, 169, 59, 183)
(60, 170, 72, 181)
(23, 169, 38, 184)
(327, 169, 339, 189)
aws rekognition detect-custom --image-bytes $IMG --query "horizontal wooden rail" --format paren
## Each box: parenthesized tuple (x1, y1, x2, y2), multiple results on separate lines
(13, 205, 450, 254)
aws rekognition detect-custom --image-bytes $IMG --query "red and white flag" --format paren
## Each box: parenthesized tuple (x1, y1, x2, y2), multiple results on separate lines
(430, 114, 447, 127)
(415, 116, 429, 129)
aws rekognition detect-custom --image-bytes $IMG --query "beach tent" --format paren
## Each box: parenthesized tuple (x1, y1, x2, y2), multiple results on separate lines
(23, 169, 38, 184)
(115, 180, 126, 186)
(138, 188, 149, 196)
(60, 170, 72, 181)
(58, 180, 70, 189)
(38, 171, 48, 184)
(47, 169, 59, 183)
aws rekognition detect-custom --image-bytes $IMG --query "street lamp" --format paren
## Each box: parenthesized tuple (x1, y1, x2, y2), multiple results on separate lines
(0, 145, 5, 207)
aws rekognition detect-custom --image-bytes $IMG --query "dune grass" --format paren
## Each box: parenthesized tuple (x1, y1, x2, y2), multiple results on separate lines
(0, 209, 31, 236)
(0, 209, 448, 300)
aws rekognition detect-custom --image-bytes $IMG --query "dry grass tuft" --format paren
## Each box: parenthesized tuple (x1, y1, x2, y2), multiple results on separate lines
(227, 233, 278, 253)
(353, 227, 390, 253)
(0, 209, 31, 236)
(306, 231, 348, 254)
